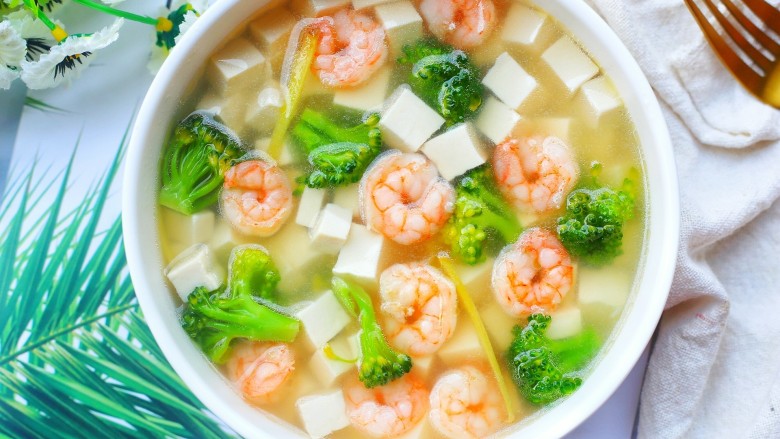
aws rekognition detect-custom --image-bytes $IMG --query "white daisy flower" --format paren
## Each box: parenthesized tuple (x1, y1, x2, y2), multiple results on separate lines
(174, 10, 198, 45)
(0, 21, 26, 67)
(7, 10, 61, 62)
(0, 64, 20, 90)
(20, 19, 123, 90)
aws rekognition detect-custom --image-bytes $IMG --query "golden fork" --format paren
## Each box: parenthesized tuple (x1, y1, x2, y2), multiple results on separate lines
(684, 0, 780, 108)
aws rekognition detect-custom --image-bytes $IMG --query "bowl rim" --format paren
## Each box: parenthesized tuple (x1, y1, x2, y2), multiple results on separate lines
(122, 0, 680, 438)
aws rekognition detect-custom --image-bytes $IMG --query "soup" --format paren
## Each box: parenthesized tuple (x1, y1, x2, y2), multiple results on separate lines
(157, 0, 645, 437)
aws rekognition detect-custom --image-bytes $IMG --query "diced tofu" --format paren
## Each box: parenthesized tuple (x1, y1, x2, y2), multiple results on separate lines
(164, 244, 224, 302)
(254, 137, 297, 167)
(542, 36, 599, 93)
(310, 203, 353, 254)
(536, 117, 572, 143)
(333, 224, 386, 287)
(296, 390, 350, 438)
(380, 87, 445, 152)
(291, 0, 351, 16)
(333, 66, 391, 111)
(546, 307, 583, 340)
(352, 0, 392, 10)
(196, 93, 222, 115)
(482, 52, 538, 110)
(244, 85, 283, 134)
(216, 93, 252, 135)
(160, 208, 215, 246)
(309, 333, 359, 385)
(421, 123, 486, 181)
(208, 220, 244, 263)
(207, 37, 268, 97)
(577, 266, 632, 311)
(410, 355, 435, 378)
(263, 222, 326, 286)
(502, 3, 547, 46)
(475, 96, 521, 144)
(295, 290, 352, 348)
(332, 183, 361, 220)
(480, 301, 518, 348)
(296, 187, 328, 228)
(437, 320, 482, 366)
(248, 7, 296, 58)
(455, 258, 494, 302)
(580, 76, 622, 126)
(374, 1, 424, 56)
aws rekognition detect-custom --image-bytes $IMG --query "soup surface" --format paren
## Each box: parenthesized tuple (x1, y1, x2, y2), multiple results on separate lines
(158, 0, 645, 437)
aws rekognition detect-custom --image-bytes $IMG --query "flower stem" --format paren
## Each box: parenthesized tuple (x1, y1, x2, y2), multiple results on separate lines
(70, 0, 159, 26)
(22, 0, 57, 30)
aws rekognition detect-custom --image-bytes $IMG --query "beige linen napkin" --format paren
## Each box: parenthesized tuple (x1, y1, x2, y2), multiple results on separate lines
(583, 0, 780, 437)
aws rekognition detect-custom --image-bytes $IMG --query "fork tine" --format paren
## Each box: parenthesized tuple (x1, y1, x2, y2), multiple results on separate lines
(701, 0, 774, 72)
(684, 0, 765, 94)
(741, 0, 780, 34)
(722, 0, 780, 56)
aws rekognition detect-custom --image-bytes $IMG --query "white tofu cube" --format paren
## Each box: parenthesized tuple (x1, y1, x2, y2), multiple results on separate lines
(296, 187, 328, 228)
(437, 320, 483, 366)
(309, 333, 359, 385)
(476, 96, 522, 144)
(208, 220, 244, 263)
(333, 224, 386, 287)
(536, 117, 572, 143)
(580, 76, 622, 126)
(295, 290, 352, 348)
(249, 7, 296, 56)
(254, 137, 297, 167)
(296, 390, 350, 438)
(244, 85, 283, 134)
(291, 0, 351, 16)
(310, 203, 353, 254)
(410, 355, 435, 378)
(196, 93, 222, 115)
(208, 37, 268, 96)
(263, 222, 325, 288)
(482, 52, 538, 110)
(577, 266, 632, 312)
(333, 66, 391, 112)
(374, 1, 424, 56)
(480, 301, 519, 348)
(164, 244, 224, 302)
(547, 307, 583, 340)
(502, 4, 547, 46)
(421, 123, 487, 181)
(455, 258, 495, 303)
(380, 87, 445, 152)
(160, 208, 215, 246)
(216, 93, 252, 135)
(352, 0, 392, 10)
(332, 184, 361, 220)
(542, 36, 599, 93)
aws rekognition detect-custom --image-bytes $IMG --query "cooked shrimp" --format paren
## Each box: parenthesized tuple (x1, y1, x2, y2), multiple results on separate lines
(379, 262, 457, 356)
(361, 151, 455, 245)
(220, 159, 293, 237)
(492, 135, 579, 213)
(225, 342, 295, 404)
(492, 227, 574, 317)
(429, 366, 503, 439)
(344, 373, 429, 437)
(419, 0, 496, 50)
(312, 9, 388, 88)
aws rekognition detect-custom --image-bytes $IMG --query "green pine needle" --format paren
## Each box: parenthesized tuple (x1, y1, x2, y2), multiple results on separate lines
(0, 124, 235, 437)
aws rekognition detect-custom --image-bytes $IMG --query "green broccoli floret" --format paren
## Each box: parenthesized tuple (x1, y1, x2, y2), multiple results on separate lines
(291, 109, 382, 188)
(507, 314, 600, 405)
(159, 111, 246, 215)
(556, 175, 635, 266)
(399, 39, 483, 126)
(331, 277, 412, 388)
(180, 246, 299, 364)
(444, 165, 522, 265)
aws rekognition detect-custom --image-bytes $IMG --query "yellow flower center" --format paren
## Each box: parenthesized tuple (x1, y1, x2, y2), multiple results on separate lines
(156, 17, 174, 33)
(51, 26, 68, 43)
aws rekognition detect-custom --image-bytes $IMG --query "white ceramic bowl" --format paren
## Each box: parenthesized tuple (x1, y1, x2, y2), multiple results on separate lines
(123, 1, 679, 437)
